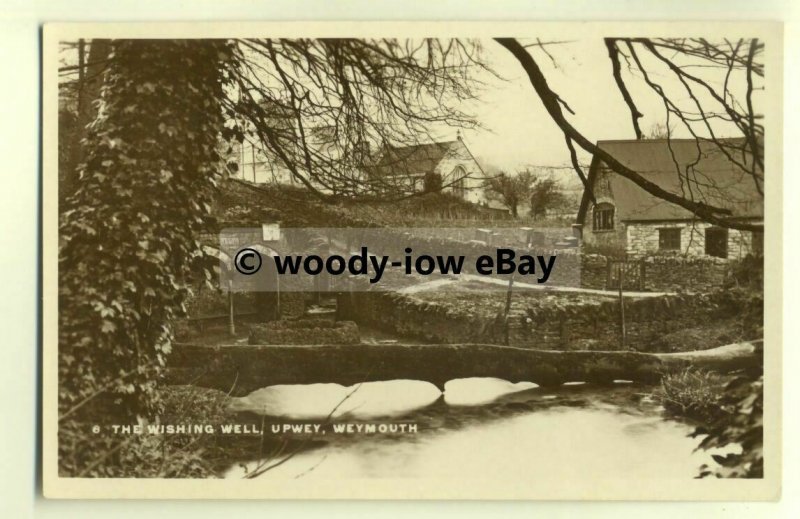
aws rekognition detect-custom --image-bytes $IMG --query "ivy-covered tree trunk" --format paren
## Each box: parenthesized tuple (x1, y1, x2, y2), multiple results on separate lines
(58, 40, 233, 475)
(59, 39, 111, 202)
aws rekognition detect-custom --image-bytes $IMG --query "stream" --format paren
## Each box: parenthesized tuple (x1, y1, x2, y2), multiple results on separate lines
(223, 378, 726, 480)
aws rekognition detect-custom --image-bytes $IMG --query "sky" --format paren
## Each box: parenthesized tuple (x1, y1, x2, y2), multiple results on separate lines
(441, 38, 760, 187)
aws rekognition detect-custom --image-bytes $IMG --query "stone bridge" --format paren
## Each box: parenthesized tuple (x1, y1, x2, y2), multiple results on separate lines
(166, 341, 761, 396)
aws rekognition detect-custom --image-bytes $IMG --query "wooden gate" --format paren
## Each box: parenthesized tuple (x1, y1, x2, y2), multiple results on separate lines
(606, 259, 646, 291)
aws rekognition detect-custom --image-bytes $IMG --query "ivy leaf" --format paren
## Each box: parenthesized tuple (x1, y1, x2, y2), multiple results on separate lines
(100, 321, 117, 334)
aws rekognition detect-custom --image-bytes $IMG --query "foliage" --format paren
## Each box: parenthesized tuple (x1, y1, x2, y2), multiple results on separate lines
(580, 242, 629, 259)
(59, 385, 239, 478)
(656, 367, 763, 479)
(58, 40, 235, 475)
(656, 368, 726, 423)
(484, 170, 535, 217)
(59, 39, 112, 200)
(529, 177, 568, 218)
(726, 253, 764, 291)
(61, 39, 490, 204)
(423, 170, 444, 193)
(651, 317, 753, 353)
(397, 191, 497, 219)
(57, 107, 78, 187)
(693, 373, 763, 478)
(711, 286, 764, 340)
(249, 319, 360, 345)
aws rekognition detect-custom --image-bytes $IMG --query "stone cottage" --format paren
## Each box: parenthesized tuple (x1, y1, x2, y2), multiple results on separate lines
(575, 139, 763, 259)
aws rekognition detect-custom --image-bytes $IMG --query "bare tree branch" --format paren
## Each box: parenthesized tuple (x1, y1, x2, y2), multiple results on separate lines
(495, 37, 762, 232)
(605, 38, 643, 139)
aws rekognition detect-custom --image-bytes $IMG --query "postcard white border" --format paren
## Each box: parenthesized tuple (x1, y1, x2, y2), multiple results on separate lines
(42, 20, 783, 500)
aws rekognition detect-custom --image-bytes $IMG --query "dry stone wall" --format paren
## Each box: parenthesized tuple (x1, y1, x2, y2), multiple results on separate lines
(337, 289, 762, 353)
(336, 290, 506, 344)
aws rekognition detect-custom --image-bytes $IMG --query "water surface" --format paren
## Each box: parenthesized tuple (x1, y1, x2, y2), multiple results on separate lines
(224, 378, 721, 480)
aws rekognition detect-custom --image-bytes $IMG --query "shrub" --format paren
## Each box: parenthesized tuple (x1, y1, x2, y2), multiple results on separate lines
(580, 242, 628, 259)
(249, 319, 360, 344)
(693, 373, 763, 478)
(59, 385, 233, 478)
(725, 254, 764, 291)
(423, 170, 443, 193)
(656, 368, 726, 423)
(710, 287, 764, 340)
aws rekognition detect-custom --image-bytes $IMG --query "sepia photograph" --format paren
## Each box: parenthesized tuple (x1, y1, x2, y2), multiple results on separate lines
(41, 21, 782, 500)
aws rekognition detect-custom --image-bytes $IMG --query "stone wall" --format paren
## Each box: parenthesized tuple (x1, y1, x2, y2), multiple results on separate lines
(576, 254, 608, 290)
(625, 221, 762, 259)
(507, 292, 737, 352)
(639, 255, 731, 293)
(337, 289, 761, 353)
(249, 319, 359, 345)
(336, 290, 506, 344)
(402, 226, 570, 249)
(571, 253, 735, 293)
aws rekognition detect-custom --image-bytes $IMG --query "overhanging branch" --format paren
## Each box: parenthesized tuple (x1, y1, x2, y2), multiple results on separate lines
(495, 37, 761, 233)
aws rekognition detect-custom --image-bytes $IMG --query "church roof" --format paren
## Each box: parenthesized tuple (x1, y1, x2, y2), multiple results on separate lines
(372, 140, 461, 178)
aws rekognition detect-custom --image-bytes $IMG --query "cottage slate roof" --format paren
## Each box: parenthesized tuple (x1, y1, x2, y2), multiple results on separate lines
(577, 138, 764, 224)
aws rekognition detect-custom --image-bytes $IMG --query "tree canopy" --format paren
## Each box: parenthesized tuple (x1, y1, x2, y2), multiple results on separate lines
(484, 170, 535, 218)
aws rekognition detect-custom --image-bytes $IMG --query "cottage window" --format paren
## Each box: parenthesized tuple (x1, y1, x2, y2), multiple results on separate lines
(658, 228, 681, 251)
(592, 203, 615, 231)
(705, 227, 728, 258)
